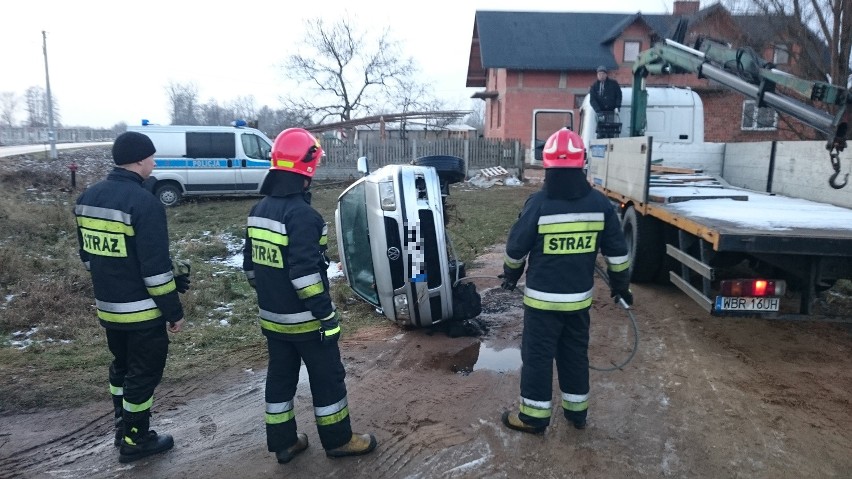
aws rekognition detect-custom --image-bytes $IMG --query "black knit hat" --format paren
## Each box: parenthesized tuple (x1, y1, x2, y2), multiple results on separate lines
(112, 131, 156, 165)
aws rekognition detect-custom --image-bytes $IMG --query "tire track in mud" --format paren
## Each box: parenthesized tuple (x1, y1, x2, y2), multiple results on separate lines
(0, 369, 267, 478)
(0, 409, 116, 478)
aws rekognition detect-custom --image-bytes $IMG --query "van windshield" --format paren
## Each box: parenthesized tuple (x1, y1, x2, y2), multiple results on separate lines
(337, 181, 379, 305)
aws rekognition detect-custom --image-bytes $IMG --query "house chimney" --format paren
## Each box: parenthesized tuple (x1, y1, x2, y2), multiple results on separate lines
(673, 1, 700, 16)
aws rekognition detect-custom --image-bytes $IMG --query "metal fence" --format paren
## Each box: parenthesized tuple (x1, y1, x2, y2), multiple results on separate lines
(0, 128, 524, 180)
(318, 137, 523, 180)
(0, 126, 115, 146)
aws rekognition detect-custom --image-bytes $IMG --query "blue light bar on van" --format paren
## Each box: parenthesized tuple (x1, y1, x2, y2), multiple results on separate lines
(232, 119, 247, 127)
(142, 119, 150, 126)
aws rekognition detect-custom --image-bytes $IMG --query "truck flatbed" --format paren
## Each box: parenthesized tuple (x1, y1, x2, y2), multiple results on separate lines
(647, 185, 852, 255)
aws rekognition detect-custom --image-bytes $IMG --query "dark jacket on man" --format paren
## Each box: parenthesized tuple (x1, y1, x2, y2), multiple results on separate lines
(589, 78, 622, 113)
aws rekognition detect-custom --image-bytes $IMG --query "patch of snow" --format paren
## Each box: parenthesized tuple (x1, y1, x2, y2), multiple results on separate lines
(656, 187, 852, 231)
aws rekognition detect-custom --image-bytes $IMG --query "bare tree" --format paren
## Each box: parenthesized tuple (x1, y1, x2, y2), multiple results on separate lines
(256, 105, 314, 138)
(111, 121, 128, 136)
(725, 0, 851, 88)
(165, 81, 200, 125)
(380, 77, 447, 137)
(24, 86, 60, 127)
(226, 95, 258, 122)
(1, 92, 18, 126)
(465, 100, 485, 132)
(281, 15, 416, 123)
(199, 98, 228, 126)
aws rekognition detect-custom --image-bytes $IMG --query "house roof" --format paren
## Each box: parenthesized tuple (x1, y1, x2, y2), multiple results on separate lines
(473, 10, 675, 72)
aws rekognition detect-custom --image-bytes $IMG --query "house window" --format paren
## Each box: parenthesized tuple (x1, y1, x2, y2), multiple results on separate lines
(773, 44, 789, 65)
(741, 100, 777, 131)
(623, 41, 641, 62)
(497, 99, 503, 128)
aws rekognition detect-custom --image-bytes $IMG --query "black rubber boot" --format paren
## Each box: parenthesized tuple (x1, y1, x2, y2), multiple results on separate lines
(119, 414, 174, 464)
(113, 407, 123, 447)
(275, 433, 309, 464)
(119, 429, 174, 463)
(564, 410, 587, 430)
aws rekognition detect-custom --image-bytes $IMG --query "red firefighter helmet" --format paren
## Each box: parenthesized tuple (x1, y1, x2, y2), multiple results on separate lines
(542, 128, 585, 169)
(270, 128, 323, 178)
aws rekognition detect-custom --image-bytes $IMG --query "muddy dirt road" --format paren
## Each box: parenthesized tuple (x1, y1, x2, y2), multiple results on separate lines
(2, 247, 851, 478)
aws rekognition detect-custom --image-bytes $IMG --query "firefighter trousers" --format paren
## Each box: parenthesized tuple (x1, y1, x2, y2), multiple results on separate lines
(519, 307, 591, 428)
(106, 324, 169, 429)
(265, 336, 352, 452)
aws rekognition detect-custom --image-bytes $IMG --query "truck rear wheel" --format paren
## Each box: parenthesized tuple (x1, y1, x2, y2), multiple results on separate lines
(623, 206, 664, 282)
(155, 182, 182, 207)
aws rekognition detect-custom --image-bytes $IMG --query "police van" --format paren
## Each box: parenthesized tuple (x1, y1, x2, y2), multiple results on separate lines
(128, 121, 273, 206)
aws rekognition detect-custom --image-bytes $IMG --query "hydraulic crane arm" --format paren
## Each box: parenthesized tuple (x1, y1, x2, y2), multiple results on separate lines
(630, 38, 849, 188)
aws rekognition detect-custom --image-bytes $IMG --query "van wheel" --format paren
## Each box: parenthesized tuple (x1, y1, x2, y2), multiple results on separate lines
(155, 183, 182, 207)
(622, 206, 663, 282)
(413, 155, 466, 184)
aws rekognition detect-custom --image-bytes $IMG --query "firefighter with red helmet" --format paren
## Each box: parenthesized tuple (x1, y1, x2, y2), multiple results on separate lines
(500, 128, 632, 433)
(243, 128, 377, 463)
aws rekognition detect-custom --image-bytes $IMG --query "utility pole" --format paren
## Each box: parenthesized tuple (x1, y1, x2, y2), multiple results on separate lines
(42, 30, 57, 160)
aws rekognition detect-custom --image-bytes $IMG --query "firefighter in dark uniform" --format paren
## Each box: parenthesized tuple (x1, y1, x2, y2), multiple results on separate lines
(74, 131, 190, 463)
(500, 128, 633, 433)
(243, 127, 377, 464)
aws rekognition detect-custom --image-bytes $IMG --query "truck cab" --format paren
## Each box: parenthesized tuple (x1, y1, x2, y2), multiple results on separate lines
(529, 87, 703, 166)
(577, 86, 704, 147)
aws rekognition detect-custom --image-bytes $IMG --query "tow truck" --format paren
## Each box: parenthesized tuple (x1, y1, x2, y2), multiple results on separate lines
(585, 36, 852, 320)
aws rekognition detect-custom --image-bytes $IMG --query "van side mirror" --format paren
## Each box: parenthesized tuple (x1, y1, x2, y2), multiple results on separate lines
(357, 156, 369, 176)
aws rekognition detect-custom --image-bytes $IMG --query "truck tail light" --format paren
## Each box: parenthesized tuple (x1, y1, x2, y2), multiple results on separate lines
(719, 279, 785, 297)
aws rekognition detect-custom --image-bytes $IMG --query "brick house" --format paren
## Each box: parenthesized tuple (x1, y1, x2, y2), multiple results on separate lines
(466, 1, 821, 153)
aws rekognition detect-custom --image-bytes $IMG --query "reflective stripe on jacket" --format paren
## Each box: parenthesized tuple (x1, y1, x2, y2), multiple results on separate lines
(504, 189, 629, 312)
(75, 168, 182, 330)
(243, 192, 334, 341)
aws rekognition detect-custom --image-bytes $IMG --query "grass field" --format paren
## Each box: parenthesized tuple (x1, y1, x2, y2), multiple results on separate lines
(0, 163, 537, 411)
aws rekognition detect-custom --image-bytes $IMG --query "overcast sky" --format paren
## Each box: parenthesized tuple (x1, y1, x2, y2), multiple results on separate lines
(2, 0, 675, 129)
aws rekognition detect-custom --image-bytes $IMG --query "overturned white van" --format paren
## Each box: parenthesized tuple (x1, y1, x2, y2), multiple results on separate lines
(127, 122, 273, 206)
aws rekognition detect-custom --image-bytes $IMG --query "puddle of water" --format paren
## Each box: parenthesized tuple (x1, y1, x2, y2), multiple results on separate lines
(474, 344, 522, 373)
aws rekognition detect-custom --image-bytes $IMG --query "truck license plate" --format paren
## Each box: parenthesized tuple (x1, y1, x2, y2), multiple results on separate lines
(715, 296, 780, 312)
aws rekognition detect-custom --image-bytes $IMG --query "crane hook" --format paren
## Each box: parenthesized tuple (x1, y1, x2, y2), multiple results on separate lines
(829, 150, 848, 189)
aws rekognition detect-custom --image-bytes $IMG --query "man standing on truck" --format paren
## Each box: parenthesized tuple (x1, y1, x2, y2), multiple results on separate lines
(589, 65, 622, 115)
(499, 128, 632, 434)
(74, 131, 190, 463)
(243, 127, 377, 465)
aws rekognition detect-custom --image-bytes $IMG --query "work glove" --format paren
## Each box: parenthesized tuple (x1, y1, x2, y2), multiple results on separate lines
(498, 273, 518, 292)
(614, 108, 619, 115)
(173, 260, 191, 294)
(319, 311, 341, 344)
(611, 288, 633, 307)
